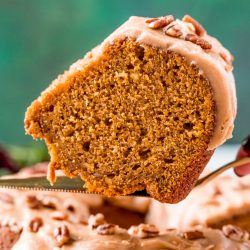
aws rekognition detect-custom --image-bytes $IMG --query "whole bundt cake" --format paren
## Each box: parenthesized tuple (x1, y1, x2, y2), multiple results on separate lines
(25, 15, 236, 203)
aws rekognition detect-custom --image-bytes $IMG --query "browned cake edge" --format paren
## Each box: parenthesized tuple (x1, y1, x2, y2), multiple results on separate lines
(146, 149, 214, 203)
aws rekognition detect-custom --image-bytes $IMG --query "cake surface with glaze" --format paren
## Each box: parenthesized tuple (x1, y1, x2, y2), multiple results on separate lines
(25, 15, 236, 203)
(0, 165, 249, 250)
(147, 174, 250, 234)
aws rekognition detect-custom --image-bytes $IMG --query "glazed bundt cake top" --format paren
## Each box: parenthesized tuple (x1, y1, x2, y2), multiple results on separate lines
(45, 15, 236, 150)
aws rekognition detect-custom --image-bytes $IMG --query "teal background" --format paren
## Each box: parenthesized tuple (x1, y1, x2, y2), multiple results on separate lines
(0, 0, 249, 146)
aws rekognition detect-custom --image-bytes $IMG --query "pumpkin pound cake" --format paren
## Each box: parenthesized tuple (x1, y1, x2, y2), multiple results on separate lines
(25, 15, 236, 203)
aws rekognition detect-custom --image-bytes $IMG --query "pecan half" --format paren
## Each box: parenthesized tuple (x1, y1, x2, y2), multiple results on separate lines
(96, 224, 116, 235)
(26, 195, 42, 209)
(182, 15, 206, 36)
(28, 217, 43, 233)
(164, 24, 183, 38)
(0, 193, 14, 204)
(54, 225, 70, 247)
(66, 205, 75, 213)
(222, 225, 249, 242)
(203, 200, 220, 206)
(183, 230, 205, 240)
(128, 224, 159, 238)
(220, 52, 230, 64)
(88, 213, 106, 229)
(51, 211, 68, 221)
(213, 185, 222, 196)
(185, 34, 212, 50)
(40, 197, 57, 209)
(145, 15, 174, 29)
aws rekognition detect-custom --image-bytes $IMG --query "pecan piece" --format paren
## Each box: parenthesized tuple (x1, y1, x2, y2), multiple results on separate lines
(128, 224, 159, 238)
(225, 64, 233, 72)
(96, 224, 116, 235)
(51, 211, 68, 221)
(213, 185, 222, 196)
(54, 225, 70, 247)
(183, 230, 205, 240)
(164, 25, 183, 38)
(185, 34, 212, 50)
(145, 15, 174, 29)
(203, 200, 220, 206)
(182, 15, 206, 36)
(26, 195, 42, 209)
(219, 52, 234, 72)
(28, 217, 43, 233)
(66, 205, 75, 212)
(222, 225, 249, 242)
(145, 18, 158, 24)
(220, 52, 229, 64)
(88, 213, 106, 229)
(40, 197, 57, 209)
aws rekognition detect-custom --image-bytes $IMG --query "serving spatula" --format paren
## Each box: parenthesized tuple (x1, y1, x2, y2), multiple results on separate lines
(0, 135, 249, 197)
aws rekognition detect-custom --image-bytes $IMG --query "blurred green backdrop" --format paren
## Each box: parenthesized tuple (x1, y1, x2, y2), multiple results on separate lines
(0, 0, 249, 146)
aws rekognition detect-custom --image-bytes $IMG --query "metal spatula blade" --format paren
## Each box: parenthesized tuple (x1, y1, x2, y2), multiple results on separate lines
(0, 157, 249, 197)
(0, 175, 150, 197)
(0, 176, 86, 193)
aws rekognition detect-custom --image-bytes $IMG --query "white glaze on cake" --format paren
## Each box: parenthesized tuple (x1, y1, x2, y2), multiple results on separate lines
(1, 165, 250, 249)
(0, 188, 248, 250)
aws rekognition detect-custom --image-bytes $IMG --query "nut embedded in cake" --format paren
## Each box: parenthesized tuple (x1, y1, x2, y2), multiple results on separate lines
(24, 15, 236, 203)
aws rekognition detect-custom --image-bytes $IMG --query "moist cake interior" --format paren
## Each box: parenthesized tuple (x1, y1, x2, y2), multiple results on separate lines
(25, 38, 215, 202)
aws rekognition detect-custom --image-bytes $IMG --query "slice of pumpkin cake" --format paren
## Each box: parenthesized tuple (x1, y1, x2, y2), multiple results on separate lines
(25, 15, 236, 203)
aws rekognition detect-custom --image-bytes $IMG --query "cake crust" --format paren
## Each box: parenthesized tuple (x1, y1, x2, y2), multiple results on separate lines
(149, 149, 214, 203)
(147, 174, 250, 234)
